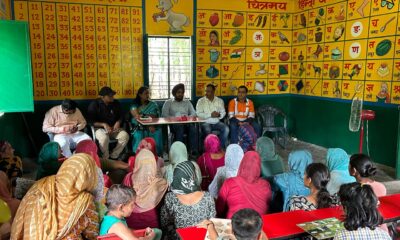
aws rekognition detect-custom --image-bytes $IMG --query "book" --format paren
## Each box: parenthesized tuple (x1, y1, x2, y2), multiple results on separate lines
(205, 218, 235, 240)
(297, 217, 344, 239)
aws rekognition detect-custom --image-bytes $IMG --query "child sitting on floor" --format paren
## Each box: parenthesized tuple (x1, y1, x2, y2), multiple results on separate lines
(100, 184, 162, 240)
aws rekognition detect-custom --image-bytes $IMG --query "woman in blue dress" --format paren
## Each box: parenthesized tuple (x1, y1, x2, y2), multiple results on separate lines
(130, 86, 163, 155)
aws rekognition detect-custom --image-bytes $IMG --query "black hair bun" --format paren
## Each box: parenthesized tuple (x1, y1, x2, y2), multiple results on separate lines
(366, 164, 377, 176)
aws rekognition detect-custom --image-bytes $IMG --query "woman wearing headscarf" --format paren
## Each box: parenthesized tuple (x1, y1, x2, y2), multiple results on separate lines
(11, 153, 99, 239)
(238, 124, 257, 152)
(164, 141, 202, 186)
(0, 171, 20, 223)
(127, 137, 164, 173)
(75, 140, 109, 221)
(274, 150, 313, 211)
(124, 149, 168, 229)
(161, 161, 216, 240)
(256, 137, 284, 178)
(0, 141, 23, 179)
(208, 144, 244, 199)
(326, 148, 356, 195)
(197, 134, 225, 190)
(36, 142, 62, 180)
(216, 151, 271, 219)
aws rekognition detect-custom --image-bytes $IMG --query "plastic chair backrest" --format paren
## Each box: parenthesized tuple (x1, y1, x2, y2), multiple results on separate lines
(258, 105, 285, 128)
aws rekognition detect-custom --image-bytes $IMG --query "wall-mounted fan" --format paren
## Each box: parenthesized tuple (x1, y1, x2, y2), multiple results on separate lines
(349, 83, 375, 153)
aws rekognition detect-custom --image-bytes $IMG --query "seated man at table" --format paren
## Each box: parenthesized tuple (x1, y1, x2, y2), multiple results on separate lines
(42, 99, 91, 157)
(196, 84, 229, 148)
(199, 208, 267, 240)
(162, 83, 198, 155)
(87, 86, 129, 161)
(228, 86, 261, 144)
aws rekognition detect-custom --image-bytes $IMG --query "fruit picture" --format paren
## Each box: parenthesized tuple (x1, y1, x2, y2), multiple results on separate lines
(229, 30, 243, 45)
(209, 13, 219, 26)
(376, 39, 392, 57)
(232, 13, 244, 27)
(254, 14, 268, 28)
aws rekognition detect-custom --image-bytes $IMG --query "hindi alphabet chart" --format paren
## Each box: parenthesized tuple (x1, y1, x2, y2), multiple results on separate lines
(195, 0, 291, 97)
(14, 0, 143, 100)
(293, 0, 400, 104)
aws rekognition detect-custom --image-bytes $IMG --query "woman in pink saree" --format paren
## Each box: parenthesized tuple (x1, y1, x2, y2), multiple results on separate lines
(197, 134, 225, 190)
(216, 151, 272, 219)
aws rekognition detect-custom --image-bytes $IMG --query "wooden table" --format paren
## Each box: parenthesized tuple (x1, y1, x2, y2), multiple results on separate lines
(136, 117, 206, 152)
(176, 193, 400, 240)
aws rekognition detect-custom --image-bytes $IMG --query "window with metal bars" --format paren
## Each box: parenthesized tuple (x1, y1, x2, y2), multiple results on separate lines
(147, 36, 192, 100)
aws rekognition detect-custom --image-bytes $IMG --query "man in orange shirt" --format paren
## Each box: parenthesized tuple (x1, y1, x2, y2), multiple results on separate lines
(228, 86, 261, 144)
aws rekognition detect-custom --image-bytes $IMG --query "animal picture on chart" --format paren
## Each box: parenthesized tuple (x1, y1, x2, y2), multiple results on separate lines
(153, 0, 190, 33)
(313, 65, 321, 77)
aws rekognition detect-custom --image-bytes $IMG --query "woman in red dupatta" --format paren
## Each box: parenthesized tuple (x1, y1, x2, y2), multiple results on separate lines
(216, 151, 272, 219)
(197, 134, 225, 190)
(75, 140, 112, 188)
(127, 137, 164, 173)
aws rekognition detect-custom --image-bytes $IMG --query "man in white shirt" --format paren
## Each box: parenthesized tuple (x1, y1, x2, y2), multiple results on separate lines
(196, 84, 229, 147)
(42, 99, 91, 157)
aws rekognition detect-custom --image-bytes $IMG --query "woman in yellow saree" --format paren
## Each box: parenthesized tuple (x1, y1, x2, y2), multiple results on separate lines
(11, 153, 99, 240)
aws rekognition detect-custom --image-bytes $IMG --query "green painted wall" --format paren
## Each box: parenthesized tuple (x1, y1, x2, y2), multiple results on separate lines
(290, 96, 399, 168)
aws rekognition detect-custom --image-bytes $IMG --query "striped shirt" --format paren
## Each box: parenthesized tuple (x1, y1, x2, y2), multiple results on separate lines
(228, 98, 255, 121)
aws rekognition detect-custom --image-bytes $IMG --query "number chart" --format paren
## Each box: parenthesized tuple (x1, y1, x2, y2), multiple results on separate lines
(14, 0, 143, 100)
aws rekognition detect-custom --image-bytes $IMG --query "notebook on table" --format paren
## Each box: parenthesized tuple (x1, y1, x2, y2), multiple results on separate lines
(297, 217, 344, 240)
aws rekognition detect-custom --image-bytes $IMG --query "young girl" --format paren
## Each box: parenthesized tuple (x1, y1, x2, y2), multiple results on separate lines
(349, 154, 387, 197)
(100, 184, 162, 240)
(288, 163, 334, 211)
(334, 182, 391, 240)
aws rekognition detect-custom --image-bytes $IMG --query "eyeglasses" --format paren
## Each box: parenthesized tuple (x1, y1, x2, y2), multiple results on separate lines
(381, 0, 394, 9)
(62, 108, 75, 114)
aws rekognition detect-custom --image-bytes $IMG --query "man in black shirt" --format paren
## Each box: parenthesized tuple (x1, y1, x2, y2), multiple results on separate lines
(87, 87, 129, 160)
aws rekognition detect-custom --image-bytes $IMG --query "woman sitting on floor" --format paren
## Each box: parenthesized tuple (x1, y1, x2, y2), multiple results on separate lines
(164, 141, 202, 187)
(208, 144, 244, 199)
(11, 153, 100, 239)
(130, 86, 163, 155)
(288, 163, 334, 211)
(36, 142, 62, 180)
(274, 150, 313, 211)
(333, 182, 391, 240)
(217, 151, 272, 219)
(0, 141, 23, 180)
(238, 124, 258, 152)
(197, 134, 225, 190)
(76, 139, 112, 187)
(349, 153, 386, 197)
(326, 148, 356, 195)
(256, 136, 284, 179)
(122, 149, 168, 230)
(127, 137, 164, 175)
(161, 161, 216, 240)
